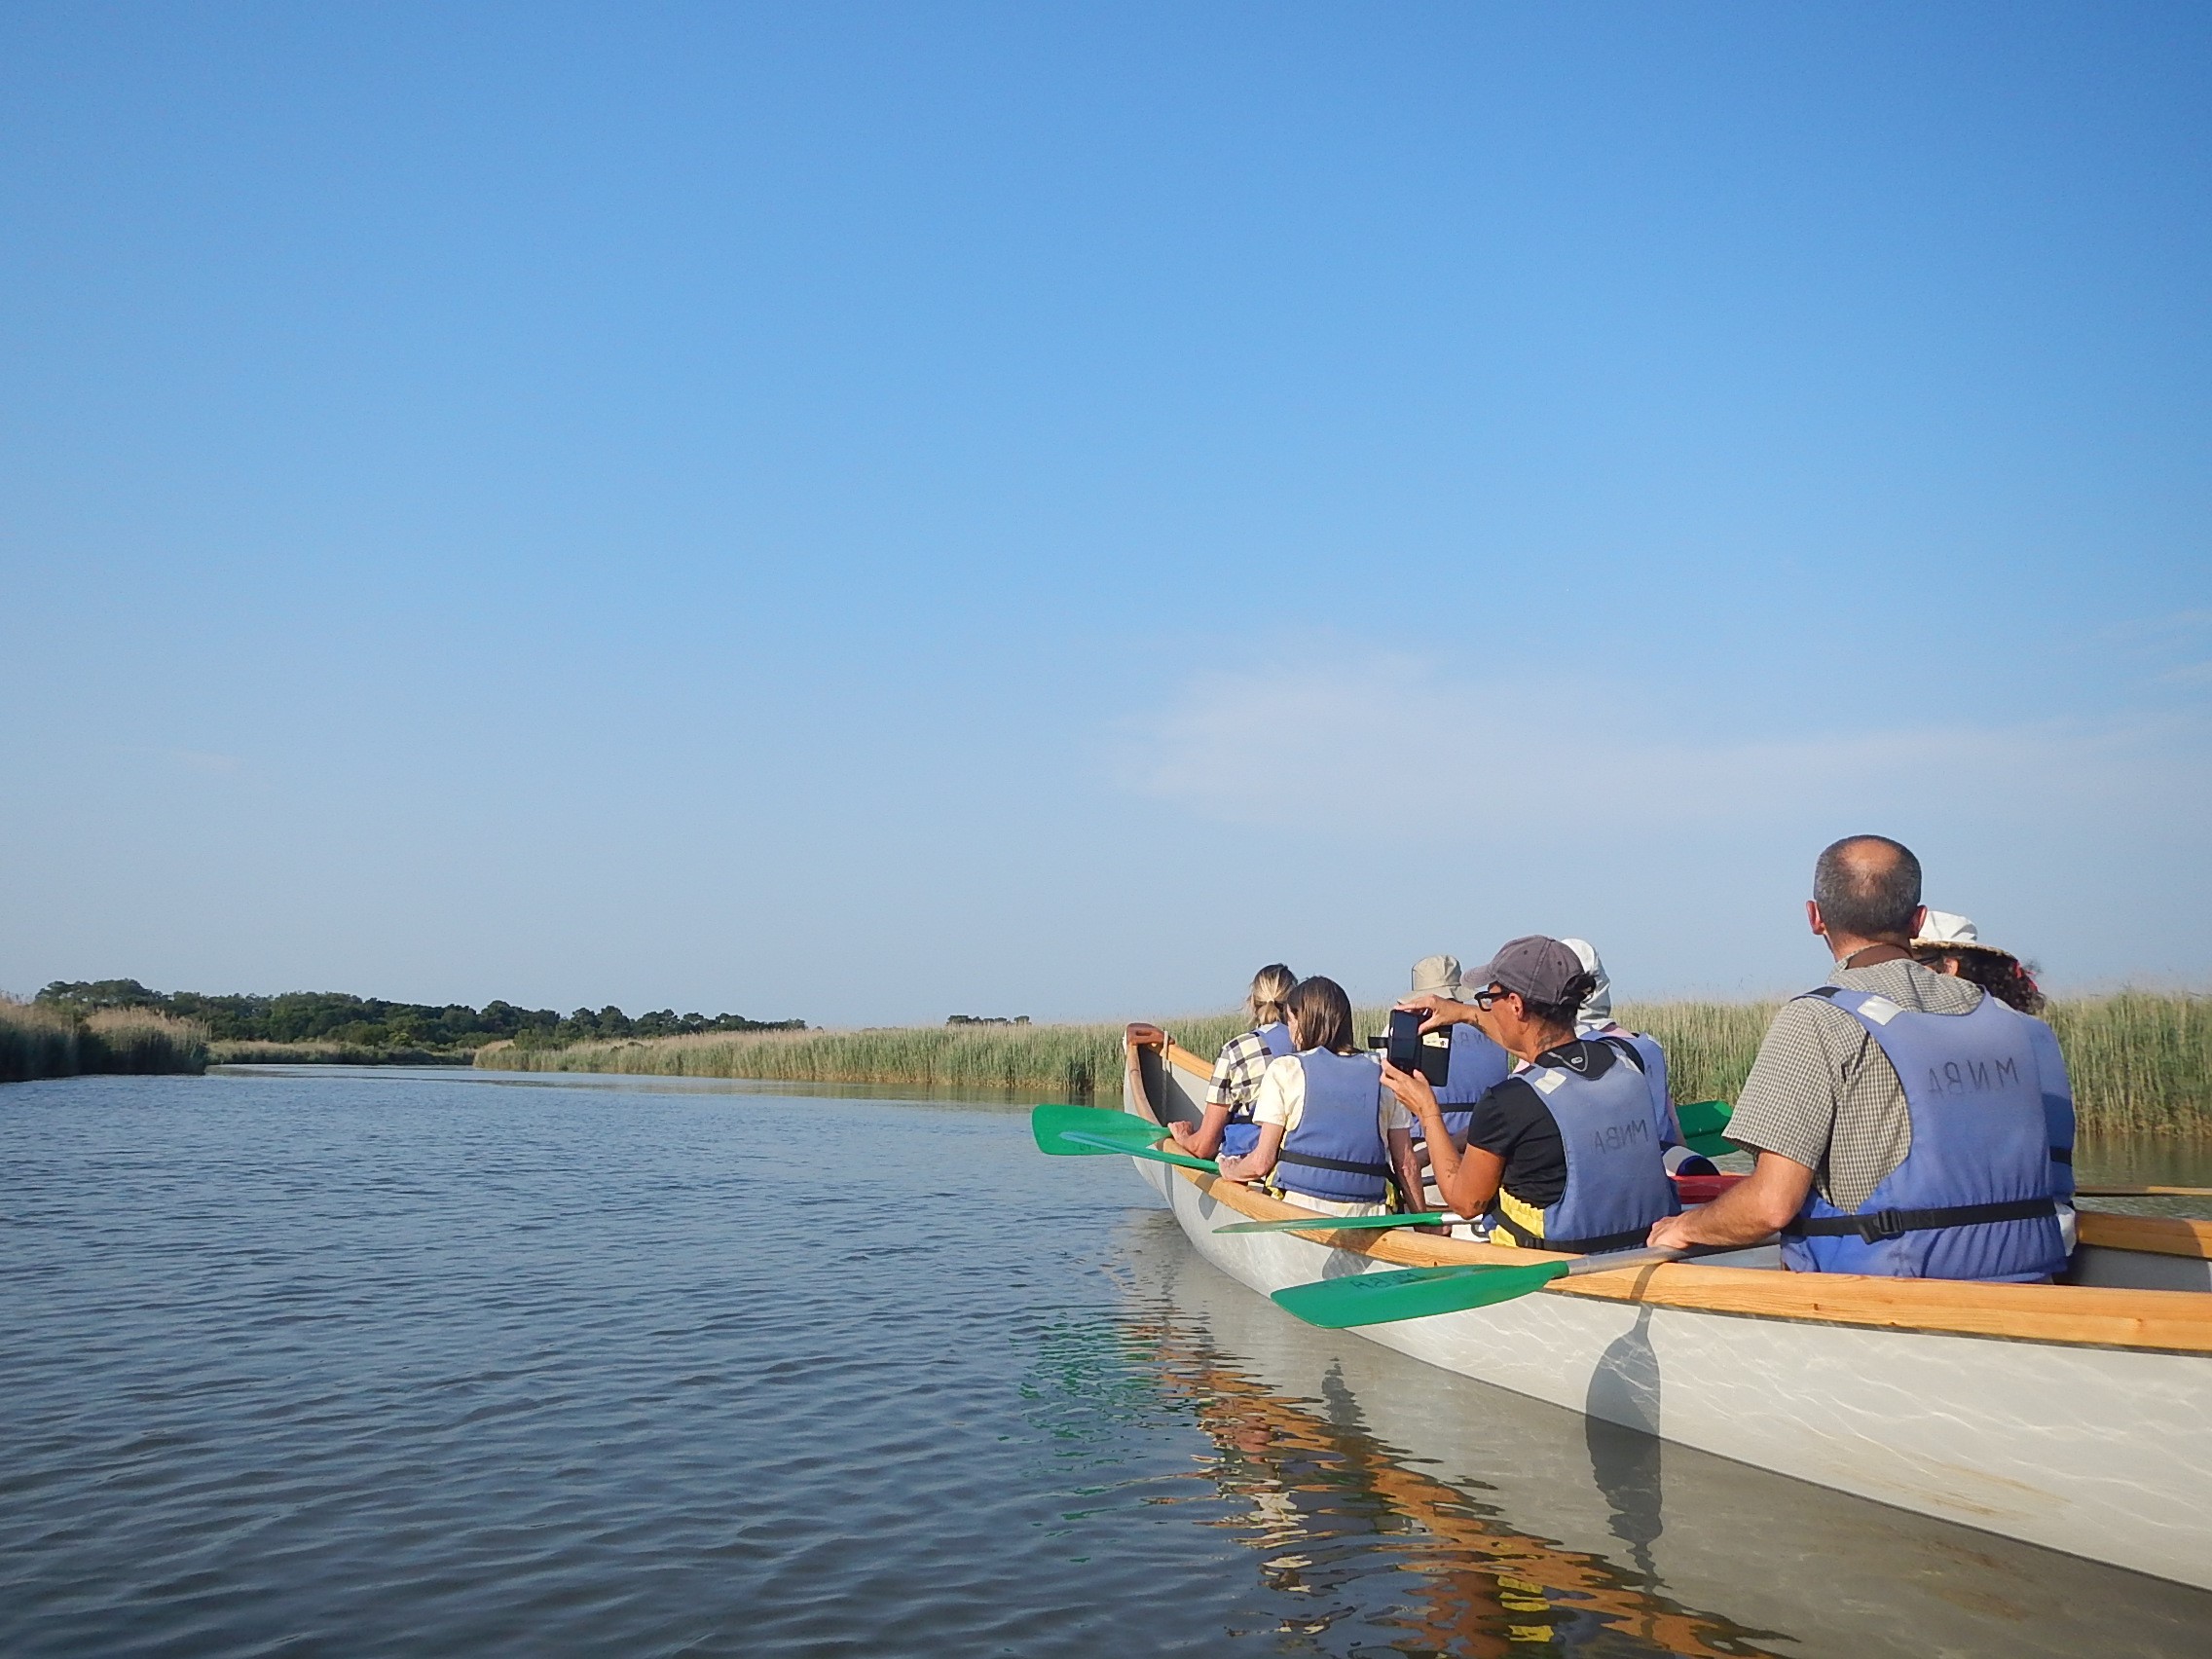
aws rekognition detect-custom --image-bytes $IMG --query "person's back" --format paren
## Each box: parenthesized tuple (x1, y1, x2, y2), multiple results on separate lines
(1481, 1031, 1678, 1251)
(1776, 968, 2061, 1279)
(1274, 1045, 1395, 1206)
(1561, 937, 1706, 1172)
(1215, 976, 1420, 1217)
(1913, 909, 2078, 1232)
(1646, 836, 2066, 1282)
(1171, 963, 1298, 1161)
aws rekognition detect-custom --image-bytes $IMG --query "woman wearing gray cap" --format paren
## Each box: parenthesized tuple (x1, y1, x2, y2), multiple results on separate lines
(1382, 936, 1678, 1253)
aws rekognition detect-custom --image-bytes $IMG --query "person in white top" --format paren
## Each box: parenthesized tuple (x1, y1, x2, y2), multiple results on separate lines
(1216, 976, 1423, 1217)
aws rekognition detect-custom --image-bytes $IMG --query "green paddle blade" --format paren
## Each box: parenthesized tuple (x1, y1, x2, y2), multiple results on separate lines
(1031, 1102, 1171, 1157)
(1215, 1212, 1453, 1235)
(1676, 1098, 1736, 1160)
(1060, 1131, 1219, 1172)
(1272, 1261, 1569, 1328)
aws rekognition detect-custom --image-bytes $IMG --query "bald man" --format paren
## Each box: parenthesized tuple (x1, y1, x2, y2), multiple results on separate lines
(1647, 835, 2069, 1283)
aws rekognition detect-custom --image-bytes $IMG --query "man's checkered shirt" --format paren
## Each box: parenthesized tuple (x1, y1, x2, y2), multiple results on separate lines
(1727, 957, 1984, 1212)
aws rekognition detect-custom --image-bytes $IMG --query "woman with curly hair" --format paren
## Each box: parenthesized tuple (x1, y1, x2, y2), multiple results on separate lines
(1914, 910, 2075, 1244)
(1911, 910, 2046, 1014)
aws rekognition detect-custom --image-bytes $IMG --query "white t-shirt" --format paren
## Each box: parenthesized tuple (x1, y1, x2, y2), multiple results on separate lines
(1247, 1051, 1413, 1218)
(1250, 1052, 1416, 1134)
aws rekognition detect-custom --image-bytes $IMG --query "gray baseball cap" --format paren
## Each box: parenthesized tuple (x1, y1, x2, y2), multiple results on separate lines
(1469, 936, 1592, 1007)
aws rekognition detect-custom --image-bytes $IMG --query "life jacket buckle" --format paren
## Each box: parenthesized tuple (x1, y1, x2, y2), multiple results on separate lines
(1855, 1208, 1908, 1243)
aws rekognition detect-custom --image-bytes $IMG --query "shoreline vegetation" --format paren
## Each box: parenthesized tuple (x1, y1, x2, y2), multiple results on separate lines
(475, 991, 2212, 1137)
(1, 997, 208, 1083)
(27, 980, 803, 1065)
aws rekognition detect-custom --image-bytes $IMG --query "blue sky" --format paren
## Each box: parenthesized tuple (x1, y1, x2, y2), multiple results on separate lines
(3, 3, 2207, 1025)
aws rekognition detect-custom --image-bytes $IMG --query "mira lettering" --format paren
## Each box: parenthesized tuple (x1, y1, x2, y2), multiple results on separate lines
(1924, 1055, 2023, 1096)
(1593, 1119, 1652, 1153)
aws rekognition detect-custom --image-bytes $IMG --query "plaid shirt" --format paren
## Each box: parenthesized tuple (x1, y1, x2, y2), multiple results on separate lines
(1728, 957, 1983, 1212)
(1205, 1028, 1280, 1115)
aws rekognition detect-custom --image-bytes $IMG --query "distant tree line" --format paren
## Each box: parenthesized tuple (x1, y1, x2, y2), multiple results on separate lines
(945, 1014, 1031, 1026)
(34, 980, 804, 1053)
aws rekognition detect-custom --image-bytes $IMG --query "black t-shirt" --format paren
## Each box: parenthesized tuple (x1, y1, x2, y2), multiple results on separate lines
(1464, 1037, 1642, 1212)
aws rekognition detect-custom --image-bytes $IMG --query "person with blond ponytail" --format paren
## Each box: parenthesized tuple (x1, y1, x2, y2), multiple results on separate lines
(1170, 964, 1299, 1161)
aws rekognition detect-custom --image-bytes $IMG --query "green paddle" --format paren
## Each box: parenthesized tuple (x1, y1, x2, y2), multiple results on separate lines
(1215, 1211, 1456, 1235)
(1032, 1102, 1171, 1154)
(1676, 1098, 1736, 1161)
(1272, 1244, 1688, 1329)
(1062, 1131, 1220, 1172)
(1029, 1103, 1221, 1171)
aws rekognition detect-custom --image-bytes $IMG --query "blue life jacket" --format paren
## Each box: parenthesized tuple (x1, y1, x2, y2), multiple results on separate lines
(1411, 1024, 1513, 1146)
(1493, 1038, 1679, 1253)
(1576, 1022, 1684, 1147)
(1219, 1021, 1297, 1160)
(1618, 1031, 1681, 1148)
(2023, 1015, 2076, 1203)
(1781, 988, 2064, 1282)
(1273, 1049, 1391, 1204)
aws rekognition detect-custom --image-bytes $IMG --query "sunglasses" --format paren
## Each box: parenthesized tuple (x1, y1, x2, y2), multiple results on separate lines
(1465, 984, 1512, 1010)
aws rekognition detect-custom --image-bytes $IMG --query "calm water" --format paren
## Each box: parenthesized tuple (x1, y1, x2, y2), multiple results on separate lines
(3, 1070, 2208, 1658)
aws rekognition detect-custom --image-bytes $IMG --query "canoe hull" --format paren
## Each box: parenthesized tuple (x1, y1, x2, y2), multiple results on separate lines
(1123, 1033, 2212, 1590)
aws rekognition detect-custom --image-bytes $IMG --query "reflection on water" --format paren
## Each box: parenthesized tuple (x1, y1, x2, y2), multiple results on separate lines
(1090, 1301, 1786, 1657)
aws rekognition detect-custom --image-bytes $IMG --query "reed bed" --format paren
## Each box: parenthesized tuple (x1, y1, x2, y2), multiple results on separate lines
(0, 998, 208, 1083)
(479, 993, 2212, 1135)
(209, 1040, 475, 1067)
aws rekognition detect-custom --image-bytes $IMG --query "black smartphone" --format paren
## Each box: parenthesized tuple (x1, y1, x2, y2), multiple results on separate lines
(1385, 1009, 1424, 1073)
(1419, 1030, 1454, 1088)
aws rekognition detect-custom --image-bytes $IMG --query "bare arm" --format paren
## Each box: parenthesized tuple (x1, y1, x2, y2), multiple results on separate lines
(1647, 1151, 1812, 1249)
(1216, 1122, 1285, 1185)
(1381, 1059, 1502, 1219)
(1397, 993, 1482, 1036)
(1386, 1127, 1424, 1213)
(1169, 1102, 1233, 1159)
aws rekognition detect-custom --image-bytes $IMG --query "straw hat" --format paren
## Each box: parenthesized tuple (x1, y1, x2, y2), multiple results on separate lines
(1913, 910, 2007, 956)
(1408, 954, 1462, 1001)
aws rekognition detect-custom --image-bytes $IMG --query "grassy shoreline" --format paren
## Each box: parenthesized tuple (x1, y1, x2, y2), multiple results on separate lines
(1, 998, 208, 1083)
(209, 1040, 482, 1067)
(475, 992, 2212, 1136)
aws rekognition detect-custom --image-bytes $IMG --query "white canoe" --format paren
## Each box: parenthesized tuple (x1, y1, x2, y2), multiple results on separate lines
(1120, 1025, 2212, 1591)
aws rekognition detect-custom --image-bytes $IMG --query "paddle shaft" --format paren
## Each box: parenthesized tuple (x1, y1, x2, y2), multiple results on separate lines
(2076, 1185, 2212, 1198)
(1215, 1211, 1457, 1235)
(1556, 1243, 1689, 1277)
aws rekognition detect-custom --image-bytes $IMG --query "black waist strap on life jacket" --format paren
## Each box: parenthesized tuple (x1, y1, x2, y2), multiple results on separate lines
(1783, 1196, 2057, 1245)
(2048, 1146, 2073, 1165)
(1488, 1211, 1652, 1256)
(1274, 1149, 1391, 1178)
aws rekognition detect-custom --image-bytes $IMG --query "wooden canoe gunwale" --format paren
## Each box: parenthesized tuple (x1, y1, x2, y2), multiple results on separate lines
(1124, 1030, 2212, 1356)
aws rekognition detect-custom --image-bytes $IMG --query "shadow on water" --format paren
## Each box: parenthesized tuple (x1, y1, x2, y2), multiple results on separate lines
(1586, 1306, 1665, 1582)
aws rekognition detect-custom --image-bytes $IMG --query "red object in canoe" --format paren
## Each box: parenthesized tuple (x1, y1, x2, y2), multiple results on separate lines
(1671, 1172, 1746, 1205)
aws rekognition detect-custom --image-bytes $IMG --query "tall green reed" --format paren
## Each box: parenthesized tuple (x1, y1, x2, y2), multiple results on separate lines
(478, 993, 2212, 1135)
